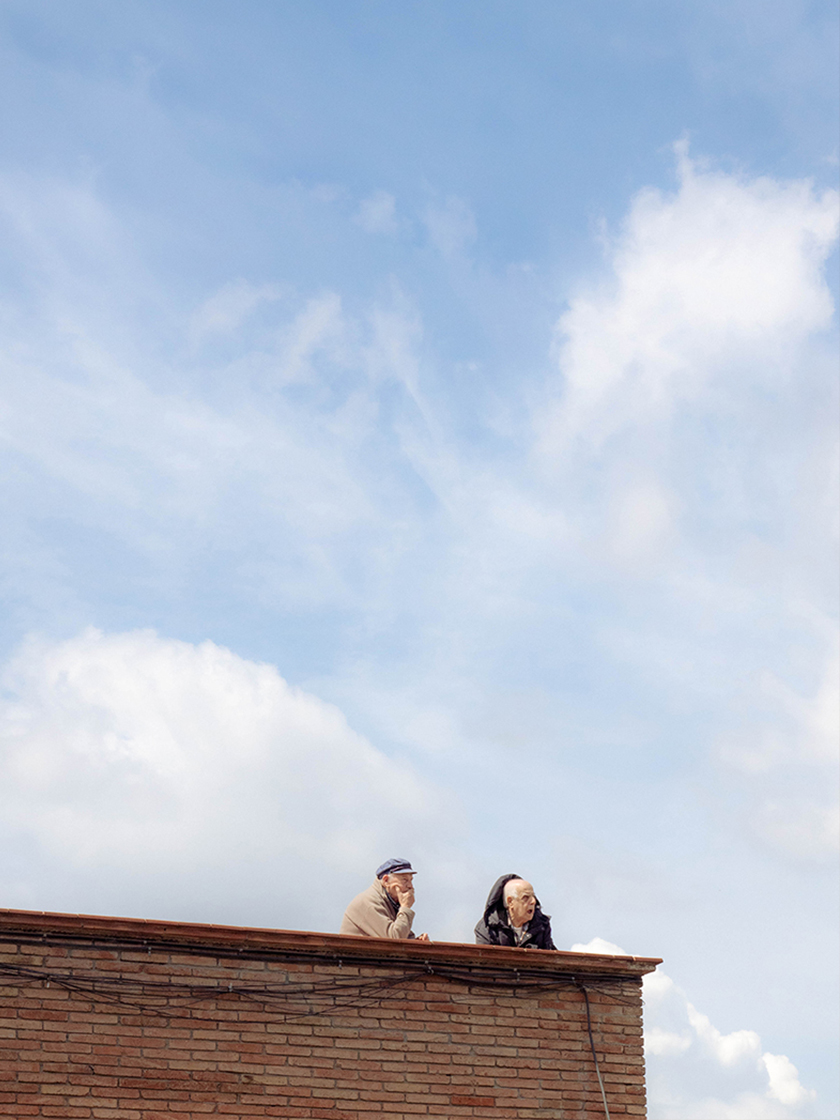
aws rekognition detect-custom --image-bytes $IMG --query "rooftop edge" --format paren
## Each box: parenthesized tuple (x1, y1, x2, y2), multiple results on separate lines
(0, 907, 660, 978)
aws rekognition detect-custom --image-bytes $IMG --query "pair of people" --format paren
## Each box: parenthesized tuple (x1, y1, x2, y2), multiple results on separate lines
(339, 859, 556, 950)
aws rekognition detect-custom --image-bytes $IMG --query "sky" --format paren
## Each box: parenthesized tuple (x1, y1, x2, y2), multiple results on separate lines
(0, 1, 837, 1115)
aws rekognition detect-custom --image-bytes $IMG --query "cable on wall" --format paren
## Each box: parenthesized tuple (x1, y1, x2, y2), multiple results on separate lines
(0, 957, 634, 1017)
(578, 981, 611, 1120)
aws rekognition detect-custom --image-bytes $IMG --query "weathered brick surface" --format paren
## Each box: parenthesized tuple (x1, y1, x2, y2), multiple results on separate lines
(0, 909, 659, 1118)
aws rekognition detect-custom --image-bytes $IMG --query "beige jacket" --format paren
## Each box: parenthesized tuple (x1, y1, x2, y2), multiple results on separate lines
(339, 879, 416, 939)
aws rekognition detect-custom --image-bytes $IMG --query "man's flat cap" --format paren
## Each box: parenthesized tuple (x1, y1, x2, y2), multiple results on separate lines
(376, 858, 416, 878)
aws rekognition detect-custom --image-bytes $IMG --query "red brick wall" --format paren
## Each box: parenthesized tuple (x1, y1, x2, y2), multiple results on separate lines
(0, 910, 658, 1119)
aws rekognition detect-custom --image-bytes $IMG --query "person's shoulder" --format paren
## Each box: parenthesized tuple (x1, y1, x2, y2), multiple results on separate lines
(346, 881, 380, 908)
(476, 915, 503, 943)
(531, 911, 555, 948)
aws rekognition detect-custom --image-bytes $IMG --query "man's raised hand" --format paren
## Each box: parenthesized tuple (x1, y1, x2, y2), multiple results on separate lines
(394, 882, 415, 909)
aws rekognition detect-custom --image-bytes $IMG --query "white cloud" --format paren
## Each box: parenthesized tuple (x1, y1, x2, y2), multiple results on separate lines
(0, 175, 439, 622)
(532, 140, 840, 578)
(645, 1026, 692, 1058)
(0, 170, 130, 290)
(543, 142, 838, 451)
(0, 255, 406, 613)
(0, 629, 453, 929)
(189, 278, 286, 340)
(720, 644, 840, 774)
(272, 290, 348, 384)
(423, 195, 477, 257)
(531, 147, 839, 871)
(610, 479, 676, 562)
(570, 935, 629, 957)
(762, 1053, 816, 1108)
(571, 938, 820, 1119)
(717, 640, 840, 860)
(354, 190, 399, 235)
(0, 341, 374, 584)
(749, 797, 839, 861)
(685, 1004, 762, 1066)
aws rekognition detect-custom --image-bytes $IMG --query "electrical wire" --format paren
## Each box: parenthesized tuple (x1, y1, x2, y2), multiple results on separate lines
(578, 981, 611, 1120)
(0, 958, 632, 1015)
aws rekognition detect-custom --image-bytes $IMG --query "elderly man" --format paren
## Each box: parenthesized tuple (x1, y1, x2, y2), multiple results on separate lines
(340, 858, 430, 941)
(474, 873, 556, 949)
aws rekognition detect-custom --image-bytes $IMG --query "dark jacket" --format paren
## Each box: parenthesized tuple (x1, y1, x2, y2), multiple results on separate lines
(474, 873, 556, 950)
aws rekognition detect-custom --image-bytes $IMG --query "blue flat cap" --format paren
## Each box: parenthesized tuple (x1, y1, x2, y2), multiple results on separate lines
(376, 858, 416, 878)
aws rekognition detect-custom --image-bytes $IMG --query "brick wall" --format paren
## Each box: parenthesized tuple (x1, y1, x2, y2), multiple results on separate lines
(0, 908, 659, 1119)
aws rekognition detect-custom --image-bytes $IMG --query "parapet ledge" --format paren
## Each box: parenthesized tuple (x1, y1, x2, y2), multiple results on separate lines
(0, 907, 660, 979)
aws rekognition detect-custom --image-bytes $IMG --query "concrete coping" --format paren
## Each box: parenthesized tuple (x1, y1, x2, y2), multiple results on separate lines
(0, 907, 660, 980)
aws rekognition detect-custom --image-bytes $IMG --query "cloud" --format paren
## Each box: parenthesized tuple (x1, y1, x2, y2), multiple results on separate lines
(423, 194, 477, 257)
(762, 1053, 817, 1109)
(0, 628, 454, 929)
(526, 146, 839, 873)
(716, 639, 839, 861)
(0, 170, 131, 293)
(571, 939, 820, 1119)
(270, 290, 348, 384)
(543, 142, 838, 451)
(532, 144, 839, 590)
(354, 190, 399, 235)
(609, 479, 676, 562)
(0, 192, 419, 616)
(0, 175, 448, 632)
(188, 278, 286, 340)
(0, 341, 377, 607)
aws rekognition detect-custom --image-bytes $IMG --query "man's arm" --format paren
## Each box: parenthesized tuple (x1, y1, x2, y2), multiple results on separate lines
(388, 880, 429, 939)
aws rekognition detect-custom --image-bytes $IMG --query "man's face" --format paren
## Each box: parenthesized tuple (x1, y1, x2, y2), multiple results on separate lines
(506, 880, 536, 927)
(382, 872, 415, 902)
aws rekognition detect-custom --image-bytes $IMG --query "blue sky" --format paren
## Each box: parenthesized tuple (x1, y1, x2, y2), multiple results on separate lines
(0, 2, 838, 1115)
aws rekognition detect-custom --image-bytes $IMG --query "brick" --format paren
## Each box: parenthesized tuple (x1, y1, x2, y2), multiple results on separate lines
(0, 912, 655, 1118)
